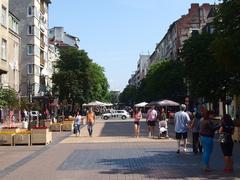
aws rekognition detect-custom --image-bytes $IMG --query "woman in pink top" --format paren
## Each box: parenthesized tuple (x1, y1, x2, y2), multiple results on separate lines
(133, 108, 142, 138)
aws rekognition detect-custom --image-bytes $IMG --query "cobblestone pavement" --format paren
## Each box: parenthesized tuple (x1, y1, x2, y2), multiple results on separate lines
(0, 119, 240, 180)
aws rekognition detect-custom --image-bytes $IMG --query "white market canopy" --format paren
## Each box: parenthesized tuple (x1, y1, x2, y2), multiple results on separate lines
(134, 102, 148, 107)
(146, 99, 179, 107)
(82, 101, 112, 107)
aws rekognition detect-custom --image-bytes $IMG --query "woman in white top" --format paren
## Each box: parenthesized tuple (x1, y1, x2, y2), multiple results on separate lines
(74, 111, 82, 136)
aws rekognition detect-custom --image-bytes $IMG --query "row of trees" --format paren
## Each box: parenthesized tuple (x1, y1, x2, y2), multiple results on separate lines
(119, 0, 240, 106)
(52, 47, 110, 109)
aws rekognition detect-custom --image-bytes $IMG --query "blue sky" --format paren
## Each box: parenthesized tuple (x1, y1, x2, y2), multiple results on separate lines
(49, 0, 216, 91)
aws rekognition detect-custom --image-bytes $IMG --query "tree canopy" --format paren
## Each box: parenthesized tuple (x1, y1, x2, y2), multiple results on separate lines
(212, 0, 240, 94)
(181, 33, 230, 101)
(139, 60, 186, 102)
(52, 47, 109, 106)
(0, 87, 19, 109)
(119, 60, 186, 105)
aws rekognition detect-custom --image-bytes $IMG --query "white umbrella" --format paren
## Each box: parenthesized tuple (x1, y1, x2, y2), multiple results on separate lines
(83, 101, 106, 107)
(146, 99, 179, 107)
(134, 102, 148, 107)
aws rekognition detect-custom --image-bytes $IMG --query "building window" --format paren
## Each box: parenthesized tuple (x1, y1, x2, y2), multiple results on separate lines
(28, 25, 34, 35)
(1, 6, 7, 26)
(1, 39, 7, 60)
(9, 16, 19, 34)
(27, 6, 34, 16)
(27, 44, 34, 55)
(27, 64, 34, 74)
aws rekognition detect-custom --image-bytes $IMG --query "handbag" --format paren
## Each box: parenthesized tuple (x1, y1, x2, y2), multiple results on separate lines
(218, 132, 231, 144)
(218, 133, 227, 143)
(73, 124, 77, 134)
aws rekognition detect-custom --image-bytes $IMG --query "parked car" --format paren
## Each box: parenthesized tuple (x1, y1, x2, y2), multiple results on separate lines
(101, 110, 130, 120)
(30, 111, 39, 117)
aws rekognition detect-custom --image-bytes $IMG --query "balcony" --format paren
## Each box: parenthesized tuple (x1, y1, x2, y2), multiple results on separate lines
(40, 3, 46, 14)
(40, 40, 45, 49)
(40, 57, 45, 67)
(0, 60, 8, 75)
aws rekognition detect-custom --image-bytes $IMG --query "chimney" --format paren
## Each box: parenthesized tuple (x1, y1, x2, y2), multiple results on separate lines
(189, 3, 199, 13)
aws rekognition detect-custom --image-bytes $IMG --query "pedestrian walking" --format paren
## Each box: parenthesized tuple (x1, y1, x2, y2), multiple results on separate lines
(219, 114, 235, 173)
(199, 110, 219, 172)
(74, 111, 82, 136)
(158, 108, 168, 138)
(190, 112, 202, 154)
(133, 107, 142, 138)
(146, 106, 158, 138)
(174, 104, 191, 153)
(86, 108, 95, 137)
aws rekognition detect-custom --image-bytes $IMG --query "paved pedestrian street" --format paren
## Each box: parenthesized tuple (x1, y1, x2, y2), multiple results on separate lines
(0, 119, 239, 180)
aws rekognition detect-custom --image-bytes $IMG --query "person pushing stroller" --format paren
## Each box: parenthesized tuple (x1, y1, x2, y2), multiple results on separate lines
(158, 108, 169, 138)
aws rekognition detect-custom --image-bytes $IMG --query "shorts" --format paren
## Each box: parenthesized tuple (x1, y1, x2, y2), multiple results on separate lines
(176, 132, 188, 139)
(147, 121, 156, 127)
(134, 121, 140, 125)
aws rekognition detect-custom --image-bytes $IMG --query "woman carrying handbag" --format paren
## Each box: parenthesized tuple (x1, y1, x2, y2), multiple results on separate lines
(219, 114, 235, 173)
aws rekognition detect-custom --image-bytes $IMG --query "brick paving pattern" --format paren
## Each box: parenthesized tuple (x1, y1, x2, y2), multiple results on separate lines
(0, 119, 239, 180)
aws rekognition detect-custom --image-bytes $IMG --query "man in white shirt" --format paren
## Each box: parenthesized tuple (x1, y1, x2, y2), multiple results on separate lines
(174, 104, 191, 153)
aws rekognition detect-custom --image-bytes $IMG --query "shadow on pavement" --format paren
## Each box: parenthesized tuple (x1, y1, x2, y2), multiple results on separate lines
(99, 120, 176, 138)
(97, 145, 240, 179)
(99, 120, 149, 137)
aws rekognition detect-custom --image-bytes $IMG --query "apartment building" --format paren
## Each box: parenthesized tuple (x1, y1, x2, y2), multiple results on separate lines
(149, 3, 214, 66)
(49, 27, 80, 48)
(47, 43, 60, 90)
(0, 0, 9, 78)
(6, 12, 20, 91)
(9, 0, 51, 98)
(0, 0, 20, 91)
(128, 54, 150, 86)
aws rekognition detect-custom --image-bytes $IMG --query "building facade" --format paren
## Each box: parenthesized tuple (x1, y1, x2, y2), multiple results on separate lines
(148, 3, 214, 67)
(0, 0, 20, 92)
(49, 27, 80, 48)
(47, 43, 60, 90)
(0, 0, 9, 78)
(9, 0, 51, 98)
(128, 3, 214, 88)
(6, 12, 20, 91)
(128, 54, 150, 86)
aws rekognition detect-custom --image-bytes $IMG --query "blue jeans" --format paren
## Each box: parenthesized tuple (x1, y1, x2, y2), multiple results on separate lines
(87, 123, 93, 136)
(76, 124, 80, 134)
(200, 136, 213, 167)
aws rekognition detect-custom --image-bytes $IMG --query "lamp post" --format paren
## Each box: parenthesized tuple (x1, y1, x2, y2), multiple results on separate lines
(18, 90, 21, 122)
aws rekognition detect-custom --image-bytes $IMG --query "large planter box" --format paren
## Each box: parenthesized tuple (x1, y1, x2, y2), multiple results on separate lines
(45, 121, 52, 128)
(14, 133, 31, 146)
(0, 133, 15, 146)
(68, 116, 75, 121)
(31, 128, 52, 145)
(49, 123, 62, 132)
(0, 128, 20, 133)
(61, 122, 73, 131)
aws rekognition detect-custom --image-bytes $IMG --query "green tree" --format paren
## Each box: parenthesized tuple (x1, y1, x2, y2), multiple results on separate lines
(88, 63, 109, 102)
(138, 60, 186, 102)
(181, 33, 229, 102)
(0, 87, 19, 109)
(109, 91, 120, 104)
(52, 47, 109, 109)
(119, 85, 138, 106)
(212, 0, 240, 94)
